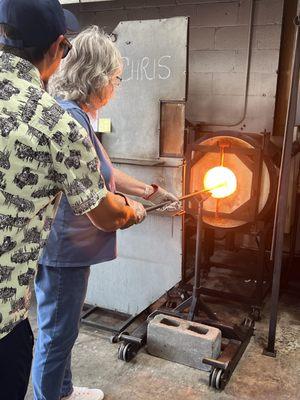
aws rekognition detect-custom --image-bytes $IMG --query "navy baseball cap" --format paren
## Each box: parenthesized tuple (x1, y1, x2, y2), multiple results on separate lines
(0, 0, 80, 48)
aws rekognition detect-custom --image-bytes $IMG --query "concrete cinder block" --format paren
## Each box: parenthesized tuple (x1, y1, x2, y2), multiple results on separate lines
(190, 50, 236, 73)
(192, 2, 239, 27)
(248, 72, 277, 97)
(188, 72, 213, 95)
(186, 93, 245, 125)
(253, 25, 282, 50)
(189, 27, 215, 51)
(186, 93, 276, 132)
(238, 0, 252, 25)
(233, 49, 280, 73)
(212, 72, 245, 96)
(147, 314, 221, 371)
(215, 26, 249, 50)
(253, 0, 284, 26)
(251, 49, 280, 73)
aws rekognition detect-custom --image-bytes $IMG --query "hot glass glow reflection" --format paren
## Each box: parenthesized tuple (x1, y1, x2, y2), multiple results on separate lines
(204, 166, 237, 199)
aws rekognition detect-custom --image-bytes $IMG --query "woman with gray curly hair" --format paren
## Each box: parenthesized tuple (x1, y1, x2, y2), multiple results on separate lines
(32, 26, 178, 400)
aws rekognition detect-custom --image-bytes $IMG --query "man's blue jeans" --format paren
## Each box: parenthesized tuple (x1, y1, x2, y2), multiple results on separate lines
(32, 264, 90, 400)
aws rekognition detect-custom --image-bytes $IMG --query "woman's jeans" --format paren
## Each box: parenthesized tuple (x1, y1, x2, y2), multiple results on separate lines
(32, 264, 90, 400)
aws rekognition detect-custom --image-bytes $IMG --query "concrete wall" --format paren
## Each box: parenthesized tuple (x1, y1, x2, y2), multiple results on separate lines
(63, 0, 284, 133)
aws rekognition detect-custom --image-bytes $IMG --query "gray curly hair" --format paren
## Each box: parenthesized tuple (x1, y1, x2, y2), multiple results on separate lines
(48, 25, 122, 104)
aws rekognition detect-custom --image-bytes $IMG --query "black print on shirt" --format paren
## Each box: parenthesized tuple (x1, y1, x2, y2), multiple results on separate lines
(82, 137, 92, 151)
(16, 59, 34, 82)
(32, 186, 59, 199)
(0, 79, 20, 100)
(1, 192, 35, 213)
(87, 157, 98, 173)
(14, 167, 38, 189)
(67, 176, 93, 196)
(0, 214, 30, 231)
(0, 320, 19, 334)
(0, 53, 14, 73)
(40, 104, 64, 130)
(0, 108, 19, 137)
(0, 148, 11, 169)
(0, 266, 14, 284)
(0, 287, 16, 303)
(16, 267, 36, 284)
(72, 192, 99, 215)
(15, 140, 52, 166)
(0, 237, 17, 256)
(20, 87, 42, 123)
(0, 171, 7, 190)
(9, 297, 26, 314)
(46, 167, 67, 184)
(22, 227, 41, 244)
(27, 126, 50, 146)
(53, 131, 64, 147)
(64, 150, 81, 170)
(68, 121, 83, 142)
(56, 151, 64, 163)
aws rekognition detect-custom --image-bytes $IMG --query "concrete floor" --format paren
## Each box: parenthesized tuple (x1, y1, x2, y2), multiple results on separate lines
(25, 291, 300, 400)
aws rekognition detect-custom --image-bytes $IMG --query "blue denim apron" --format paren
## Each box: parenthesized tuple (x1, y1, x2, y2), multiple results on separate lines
(39, 100, 116, 267)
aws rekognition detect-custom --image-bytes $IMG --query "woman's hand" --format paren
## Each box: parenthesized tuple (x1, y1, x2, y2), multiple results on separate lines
(146, 185, 178, 204)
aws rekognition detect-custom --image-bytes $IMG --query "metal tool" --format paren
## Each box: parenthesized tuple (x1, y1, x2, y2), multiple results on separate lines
(145, 183, 225, 213)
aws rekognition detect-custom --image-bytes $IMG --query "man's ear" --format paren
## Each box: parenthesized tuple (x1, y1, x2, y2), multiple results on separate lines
(48, 34, 65, 60)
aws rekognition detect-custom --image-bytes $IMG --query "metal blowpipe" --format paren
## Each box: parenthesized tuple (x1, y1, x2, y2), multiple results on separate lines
(145, 183, 226, 213)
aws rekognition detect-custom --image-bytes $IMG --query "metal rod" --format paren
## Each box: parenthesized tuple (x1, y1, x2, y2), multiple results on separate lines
(194, 200, 203, 290)
(263, 15, 300, 357)
(145, 184, 223, 212)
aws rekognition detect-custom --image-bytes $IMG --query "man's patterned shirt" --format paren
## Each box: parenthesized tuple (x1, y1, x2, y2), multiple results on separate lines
(0, 52, 107, 339)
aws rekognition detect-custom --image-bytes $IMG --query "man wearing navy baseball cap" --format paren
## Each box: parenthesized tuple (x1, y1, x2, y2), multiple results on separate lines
(0, 1, 142, 399)
(0, 0, 80, 81)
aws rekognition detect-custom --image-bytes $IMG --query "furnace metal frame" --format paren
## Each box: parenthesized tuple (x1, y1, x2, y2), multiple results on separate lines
(182, 130, 278, 320)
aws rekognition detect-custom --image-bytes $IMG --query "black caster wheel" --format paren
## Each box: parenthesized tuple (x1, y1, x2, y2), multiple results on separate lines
(110, 331, 129, 344)
(242, 317, 254, 328)
(251, 308, 261, 321)
(209, 367, 224, 390)
(117, 342, 138, 362)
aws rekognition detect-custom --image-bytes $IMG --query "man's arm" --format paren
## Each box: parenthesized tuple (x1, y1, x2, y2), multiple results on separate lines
(86, 192, 137, 232)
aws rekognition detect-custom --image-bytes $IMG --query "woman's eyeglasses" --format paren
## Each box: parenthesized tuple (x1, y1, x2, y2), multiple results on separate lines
(61, 37, 72, 59)
(110, 75, 122, 88)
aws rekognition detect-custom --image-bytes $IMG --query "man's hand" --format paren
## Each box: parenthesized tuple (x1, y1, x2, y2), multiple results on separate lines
(87, 192, 143, 232)
(126, 198, 147, 224)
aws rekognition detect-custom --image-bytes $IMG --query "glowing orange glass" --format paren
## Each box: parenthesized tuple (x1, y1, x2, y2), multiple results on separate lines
(204, 166, 237, 199)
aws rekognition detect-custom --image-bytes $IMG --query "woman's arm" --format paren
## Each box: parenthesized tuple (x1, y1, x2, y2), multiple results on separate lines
(113, 167, 153, 198)
(98, 139, 178, 204)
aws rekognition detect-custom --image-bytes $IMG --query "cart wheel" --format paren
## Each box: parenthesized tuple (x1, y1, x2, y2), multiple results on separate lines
(251, 308, 261, 321)
(117, 342, 138, 362)
(243, 317, 254, 328)
(209, 367, 224, 390)
(110, 331, 129, 344)
(110, 334, 118, 344)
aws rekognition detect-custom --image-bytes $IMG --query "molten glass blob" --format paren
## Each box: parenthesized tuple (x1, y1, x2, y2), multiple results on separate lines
(204, 166, 237, 199)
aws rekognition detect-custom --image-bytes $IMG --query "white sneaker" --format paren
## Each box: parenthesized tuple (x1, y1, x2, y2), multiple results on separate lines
(61, 386, 105, 400)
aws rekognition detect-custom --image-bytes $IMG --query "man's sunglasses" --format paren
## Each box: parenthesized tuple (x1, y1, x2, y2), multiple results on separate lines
(61, 37, 72, 59)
